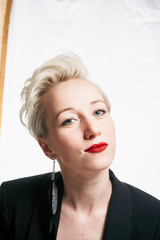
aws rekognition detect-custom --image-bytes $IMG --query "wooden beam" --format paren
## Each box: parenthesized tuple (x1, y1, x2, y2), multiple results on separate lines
(0, 0, 12, 133)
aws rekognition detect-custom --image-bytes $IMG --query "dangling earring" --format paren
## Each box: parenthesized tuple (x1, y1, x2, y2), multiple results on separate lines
(51, 157, 58, 215)
(51, 157, 55, 181)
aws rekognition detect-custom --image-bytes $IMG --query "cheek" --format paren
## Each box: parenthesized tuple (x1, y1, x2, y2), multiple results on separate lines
(54, 131, 80, 151)
(110, 122, 116, 139)
(109, 124, 116, 152)
(104, 119, 116, 143)
(53, 132, 82, 164)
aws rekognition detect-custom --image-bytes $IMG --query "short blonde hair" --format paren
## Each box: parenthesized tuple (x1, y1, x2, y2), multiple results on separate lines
(20, 53, 111, 139)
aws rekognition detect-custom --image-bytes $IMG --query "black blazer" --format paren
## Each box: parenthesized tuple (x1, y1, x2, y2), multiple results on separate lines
(0, 170, 160, 240)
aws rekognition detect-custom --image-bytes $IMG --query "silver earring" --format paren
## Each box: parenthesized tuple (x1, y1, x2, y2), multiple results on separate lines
(51, 159, 58, 215)
(51, 159, 55, 181)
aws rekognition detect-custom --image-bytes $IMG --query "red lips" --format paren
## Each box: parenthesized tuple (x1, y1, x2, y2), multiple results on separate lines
(85, 142, 108, 153)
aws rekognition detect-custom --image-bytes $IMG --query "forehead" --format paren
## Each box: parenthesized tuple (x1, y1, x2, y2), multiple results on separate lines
(43, 79, 104, 110)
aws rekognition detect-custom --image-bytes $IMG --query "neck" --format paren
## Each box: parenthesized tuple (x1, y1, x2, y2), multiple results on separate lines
(60, 168, 112, 214)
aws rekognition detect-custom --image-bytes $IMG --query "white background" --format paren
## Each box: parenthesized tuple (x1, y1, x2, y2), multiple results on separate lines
(0, 0, 160, 199)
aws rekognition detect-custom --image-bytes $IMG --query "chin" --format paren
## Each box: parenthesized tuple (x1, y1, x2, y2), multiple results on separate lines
(85, 157, 113, 172)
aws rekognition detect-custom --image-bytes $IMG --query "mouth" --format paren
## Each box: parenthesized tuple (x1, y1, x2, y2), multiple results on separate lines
(85, 142, 108, 153)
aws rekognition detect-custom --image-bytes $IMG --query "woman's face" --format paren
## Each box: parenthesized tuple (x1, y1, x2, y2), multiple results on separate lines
(40, 79, 116, 174)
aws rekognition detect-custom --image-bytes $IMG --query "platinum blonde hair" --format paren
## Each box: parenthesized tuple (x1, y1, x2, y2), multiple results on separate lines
(20, 53, 111, 139)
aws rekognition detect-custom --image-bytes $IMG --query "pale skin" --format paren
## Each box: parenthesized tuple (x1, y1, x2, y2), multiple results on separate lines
(38, 79, 116, 240)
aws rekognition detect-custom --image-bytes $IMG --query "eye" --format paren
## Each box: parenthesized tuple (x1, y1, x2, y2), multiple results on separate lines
(94, 109, 106, 116)
(62, 118, 75, 126)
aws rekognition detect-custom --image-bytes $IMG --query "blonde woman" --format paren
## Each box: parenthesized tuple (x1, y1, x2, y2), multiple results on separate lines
(0, 53, 160, 240)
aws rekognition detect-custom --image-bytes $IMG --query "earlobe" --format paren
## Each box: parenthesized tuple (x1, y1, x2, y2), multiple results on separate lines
(38, 137, 57, 160)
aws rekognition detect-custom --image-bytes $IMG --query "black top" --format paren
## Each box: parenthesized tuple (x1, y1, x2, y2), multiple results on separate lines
(0, 169, 160, 240)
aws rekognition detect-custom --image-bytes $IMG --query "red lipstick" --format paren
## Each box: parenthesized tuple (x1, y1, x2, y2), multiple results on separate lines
(85, 142, 108, 153)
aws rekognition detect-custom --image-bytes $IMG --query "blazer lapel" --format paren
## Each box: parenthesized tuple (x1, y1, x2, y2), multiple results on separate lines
(103, 170, 132, 240)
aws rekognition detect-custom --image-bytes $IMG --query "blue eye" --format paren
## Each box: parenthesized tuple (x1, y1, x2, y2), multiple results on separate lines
(62, 118, 74, 126)
(94, 109, 106, 116)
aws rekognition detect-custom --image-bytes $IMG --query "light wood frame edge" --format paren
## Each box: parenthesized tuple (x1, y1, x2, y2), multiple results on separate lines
(0, 0, 13, 133)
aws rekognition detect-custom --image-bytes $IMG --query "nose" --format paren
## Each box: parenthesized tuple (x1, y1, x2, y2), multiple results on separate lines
(84, 119, 101, 140)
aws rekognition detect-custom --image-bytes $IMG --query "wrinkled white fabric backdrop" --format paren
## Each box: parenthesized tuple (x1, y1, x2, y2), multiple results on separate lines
(0, 0, 160, 199)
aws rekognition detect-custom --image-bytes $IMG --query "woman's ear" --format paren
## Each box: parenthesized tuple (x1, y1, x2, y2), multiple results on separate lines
(38, 137, 57, 160)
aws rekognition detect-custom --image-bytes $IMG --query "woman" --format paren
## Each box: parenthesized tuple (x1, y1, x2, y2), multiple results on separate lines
(0, 53, 160, 240)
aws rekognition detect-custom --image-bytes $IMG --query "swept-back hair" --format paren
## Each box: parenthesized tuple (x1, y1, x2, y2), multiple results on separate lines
(20, 53, 111, 139)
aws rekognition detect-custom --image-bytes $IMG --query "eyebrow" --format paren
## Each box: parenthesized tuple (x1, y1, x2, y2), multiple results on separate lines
(56, 100, 105, 119)
(56, 107, 75, 119)
(90, 100, 105, 105)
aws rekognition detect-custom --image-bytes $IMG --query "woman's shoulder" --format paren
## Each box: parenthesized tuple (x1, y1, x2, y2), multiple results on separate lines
(110, 170, 160, 238)
(110, 170, 160, 220)
(0, 172, 60, 238)
(1, 172, 52, 187)
(125, 182, 160, 203)
(0, 172, 53, 203)
(124, 183, 160, 238)
(124, 182, 160, 216)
